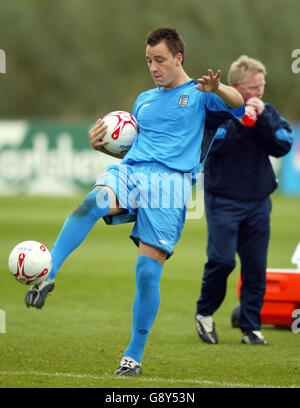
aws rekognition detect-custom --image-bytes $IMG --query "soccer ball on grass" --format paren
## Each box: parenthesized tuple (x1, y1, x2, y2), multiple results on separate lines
(102, 111, 138, 154)
(8, 240, 52, 285)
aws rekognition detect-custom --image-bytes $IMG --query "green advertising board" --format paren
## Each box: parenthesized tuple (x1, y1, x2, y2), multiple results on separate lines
(0, 120, 121, 195)
(0, 120, 205, 218)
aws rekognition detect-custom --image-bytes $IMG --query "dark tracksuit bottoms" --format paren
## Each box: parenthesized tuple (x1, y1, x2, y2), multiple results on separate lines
(197, 192, 271, 331)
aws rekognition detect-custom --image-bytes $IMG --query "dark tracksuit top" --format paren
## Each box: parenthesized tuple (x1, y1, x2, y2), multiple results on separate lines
(203, 103, 293, 199)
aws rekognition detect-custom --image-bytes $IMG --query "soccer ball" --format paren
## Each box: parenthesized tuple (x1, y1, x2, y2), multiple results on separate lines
(102, 111, 138, 154)
(8, 240, 52, 285)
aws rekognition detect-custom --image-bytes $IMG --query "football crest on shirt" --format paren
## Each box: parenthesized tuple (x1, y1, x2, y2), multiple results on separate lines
(178, 94, 189, 106)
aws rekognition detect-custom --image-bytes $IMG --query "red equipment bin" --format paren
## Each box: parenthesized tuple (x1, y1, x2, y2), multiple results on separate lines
(237, 269, 300, 327)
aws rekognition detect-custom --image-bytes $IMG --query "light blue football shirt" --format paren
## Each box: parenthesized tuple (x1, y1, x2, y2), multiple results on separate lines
(122, 79, 244, 174)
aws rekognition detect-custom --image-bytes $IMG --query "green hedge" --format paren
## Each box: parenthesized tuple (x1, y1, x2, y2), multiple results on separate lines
(0, 0, 299, 121)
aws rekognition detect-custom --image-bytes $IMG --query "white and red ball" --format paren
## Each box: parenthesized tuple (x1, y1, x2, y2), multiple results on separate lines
(102, 111, 138, 154)
(8, 240, 52, 285)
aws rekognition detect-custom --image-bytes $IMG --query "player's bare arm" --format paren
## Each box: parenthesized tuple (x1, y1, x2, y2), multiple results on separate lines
(195, 69, 244, 108)
(89, 119, 126, 159)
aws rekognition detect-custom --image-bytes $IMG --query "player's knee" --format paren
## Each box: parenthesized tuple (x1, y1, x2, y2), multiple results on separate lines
(135, 256, 163, 287)
(72, 189, 109, 218)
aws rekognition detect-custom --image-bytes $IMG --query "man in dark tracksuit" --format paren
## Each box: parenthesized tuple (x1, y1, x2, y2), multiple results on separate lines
(195, 55, 293, 345)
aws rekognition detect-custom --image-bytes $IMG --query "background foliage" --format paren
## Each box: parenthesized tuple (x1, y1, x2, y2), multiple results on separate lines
(0, 0, 299, 121)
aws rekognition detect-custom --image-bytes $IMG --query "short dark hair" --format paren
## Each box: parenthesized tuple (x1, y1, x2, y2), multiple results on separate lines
(146, 27, 186, 65)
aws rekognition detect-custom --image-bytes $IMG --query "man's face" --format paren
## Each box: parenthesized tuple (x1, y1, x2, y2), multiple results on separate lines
(234, 72, 265, 102)
(146, 40, 182, 89)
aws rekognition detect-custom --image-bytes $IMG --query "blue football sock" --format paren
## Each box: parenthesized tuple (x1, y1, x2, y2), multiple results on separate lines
(124, 255, 163, 363)
(48, 188, 110, 280)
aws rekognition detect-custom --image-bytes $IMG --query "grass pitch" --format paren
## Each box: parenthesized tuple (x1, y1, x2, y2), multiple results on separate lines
(0, 193, 300, 388)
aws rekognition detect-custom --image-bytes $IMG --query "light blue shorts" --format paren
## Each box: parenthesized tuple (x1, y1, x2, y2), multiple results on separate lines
(95, 162, 192, 257)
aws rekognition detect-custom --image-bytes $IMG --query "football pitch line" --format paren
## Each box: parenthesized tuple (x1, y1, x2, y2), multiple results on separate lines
(0, 371, 298, 388)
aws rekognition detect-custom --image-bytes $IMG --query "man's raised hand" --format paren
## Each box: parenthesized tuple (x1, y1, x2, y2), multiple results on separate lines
(195, 69, 221, 93)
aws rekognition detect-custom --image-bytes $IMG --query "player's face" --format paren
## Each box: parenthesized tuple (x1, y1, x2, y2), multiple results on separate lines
(146, 41, 182, 89)
(235, 72, 265, 102)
